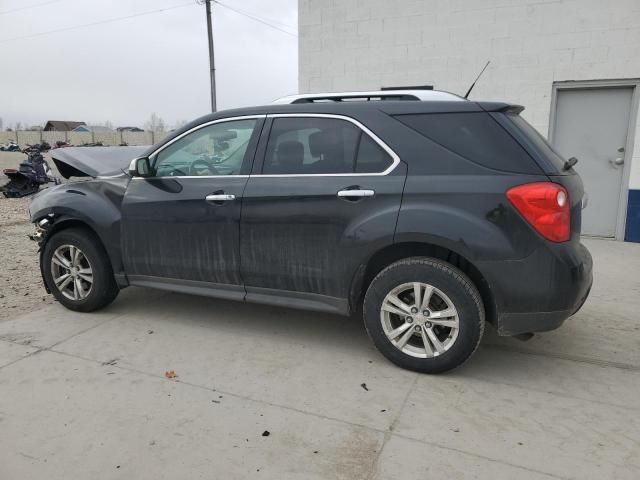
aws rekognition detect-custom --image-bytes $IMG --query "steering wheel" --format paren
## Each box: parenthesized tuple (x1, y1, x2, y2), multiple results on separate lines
(189, 158, 220, 176)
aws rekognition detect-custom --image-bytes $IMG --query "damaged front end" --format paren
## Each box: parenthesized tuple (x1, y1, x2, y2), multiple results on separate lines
(29, 214, 55, 245)
(28, 215, 57, 294)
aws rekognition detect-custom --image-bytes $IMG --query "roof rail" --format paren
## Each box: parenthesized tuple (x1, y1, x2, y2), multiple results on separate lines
(272, 90, 465, 104)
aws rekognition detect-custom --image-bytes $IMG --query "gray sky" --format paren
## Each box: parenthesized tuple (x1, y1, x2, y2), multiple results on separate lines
(0, 0, 298, 129)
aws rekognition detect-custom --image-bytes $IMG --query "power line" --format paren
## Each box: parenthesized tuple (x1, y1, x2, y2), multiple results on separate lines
(214, 1, 297, 37)
(215, 1, 295, 30)
(0, 0, 64, 16)
(0, 1, 195, 44)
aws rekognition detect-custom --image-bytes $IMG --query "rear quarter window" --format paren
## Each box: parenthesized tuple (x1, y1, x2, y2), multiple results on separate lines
(394, 112, 542, 174)
(506, 113, 567, 172)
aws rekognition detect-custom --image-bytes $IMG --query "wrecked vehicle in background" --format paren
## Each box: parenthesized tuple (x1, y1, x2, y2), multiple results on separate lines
(0, 140, 20, 152)
(1, 149, 59, 197)
(28, 91, 593, 374)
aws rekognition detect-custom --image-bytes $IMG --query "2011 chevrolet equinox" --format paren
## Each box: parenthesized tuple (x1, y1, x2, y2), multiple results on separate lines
(29, 90, 593, 373)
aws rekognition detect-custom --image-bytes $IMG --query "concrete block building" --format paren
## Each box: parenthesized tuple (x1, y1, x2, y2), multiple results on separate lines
(298, 0, 640, 241)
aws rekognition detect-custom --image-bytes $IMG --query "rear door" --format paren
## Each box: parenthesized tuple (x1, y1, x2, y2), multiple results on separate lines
(240, 114, 406, 313)
(121, 116, 263, 296)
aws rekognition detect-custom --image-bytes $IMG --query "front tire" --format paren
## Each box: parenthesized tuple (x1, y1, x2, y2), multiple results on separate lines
(363, 257, 484, 373)
(42, 228, 119, 312)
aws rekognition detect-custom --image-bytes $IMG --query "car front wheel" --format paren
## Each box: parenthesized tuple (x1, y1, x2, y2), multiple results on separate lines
(42, 227, 119, 312)
(363, 257, 484, 373)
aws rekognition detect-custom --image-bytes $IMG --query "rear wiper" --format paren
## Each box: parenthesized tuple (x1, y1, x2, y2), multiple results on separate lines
(563, 157, 578, 171)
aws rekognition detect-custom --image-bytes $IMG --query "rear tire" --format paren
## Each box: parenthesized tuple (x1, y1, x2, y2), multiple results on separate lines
(363, 257, 484, 373)
(42, 228, 119, 312)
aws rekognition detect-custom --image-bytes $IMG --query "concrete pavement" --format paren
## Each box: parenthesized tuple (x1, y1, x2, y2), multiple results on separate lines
(0, 238, 639, 479)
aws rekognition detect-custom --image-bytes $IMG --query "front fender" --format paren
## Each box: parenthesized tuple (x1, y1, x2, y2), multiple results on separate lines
(30, 176, 129, 274)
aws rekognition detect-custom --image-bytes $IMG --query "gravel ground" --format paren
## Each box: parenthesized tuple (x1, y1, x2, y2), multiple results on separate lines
(0, 151, 58, 321)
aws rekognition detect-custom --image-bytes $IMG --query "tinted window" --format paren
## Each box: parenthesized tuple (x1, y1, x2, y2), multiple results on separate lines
(263, 117, 392, 174)
(507, 113, 567, 172)
(395, 112, 540, 173)
(154, 119, 257, 177)
(355, 134, 393, 173)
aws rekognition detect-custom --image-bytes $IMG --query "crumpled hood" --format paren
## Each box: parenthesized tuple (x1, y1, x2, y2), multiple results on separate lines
(50, 146, 149, 178)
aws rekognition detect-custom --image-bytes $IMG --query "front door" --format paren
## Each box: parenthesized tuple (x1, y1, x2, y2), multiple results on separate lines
(121, 116, 263, 296)
(552, 86, 633, 237)
(240, 114, 406, 312)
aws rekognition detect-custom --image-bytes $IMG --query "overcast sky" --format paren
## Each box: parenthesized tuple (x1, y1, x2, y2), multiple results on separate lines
(0, 0, 298, 129)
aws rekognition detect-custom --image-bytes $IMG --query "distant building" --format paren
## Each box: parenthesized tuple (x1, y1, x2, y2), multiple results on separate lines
(43, 120, 86, 131)
(71, 125, 114, 133)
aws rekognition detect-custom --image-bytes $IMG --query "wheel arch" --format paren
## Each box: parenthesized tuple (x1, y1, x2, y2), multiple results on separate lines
(38, 216, 125, 288)
(351, 241, 496, 325)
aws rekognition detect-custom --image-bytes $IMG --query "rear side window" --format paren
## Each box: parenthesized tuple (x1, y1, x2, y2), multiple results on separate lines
(263, 117, 393, 174)
(355, 134, 392, 173)
(395, 112, 541, 173)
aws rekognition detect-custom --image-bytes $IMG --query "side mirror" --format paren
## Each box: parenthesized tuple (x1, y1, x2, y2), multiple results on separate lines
(128, 157, 152, 177)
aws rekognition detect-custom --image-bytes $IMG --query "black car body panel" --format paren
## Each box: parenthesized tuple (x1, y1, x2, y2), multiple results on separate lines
(30, 100, 593, 336)
(240, 163, 407, 314)
(121, 175, 247, 287)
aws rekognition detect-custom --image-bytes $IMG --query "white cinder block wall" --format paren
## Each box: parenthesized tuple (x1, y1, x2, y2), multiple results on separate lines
(298, 0, 640, 193)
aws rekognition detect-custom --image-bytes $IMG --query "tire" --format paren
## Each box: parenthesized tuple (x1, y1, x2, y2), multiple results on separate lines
(42, 227, 119, 312)
(363, 257, 484, 374)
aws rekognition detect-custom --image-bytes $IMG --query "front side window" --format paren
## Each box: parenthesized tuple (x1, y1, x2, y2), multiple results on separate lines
(262, 117, 393, 175)
(154, 119, 257, 177)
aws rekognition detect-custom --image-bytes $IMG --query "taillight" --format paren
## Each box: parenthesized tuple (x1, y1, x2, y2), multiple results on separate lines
(506, 182, 570, 242)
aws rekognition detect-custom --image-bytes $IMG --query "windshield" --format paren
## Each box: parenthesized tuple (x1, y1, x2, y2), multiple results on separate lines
(507, 113, 568, 172)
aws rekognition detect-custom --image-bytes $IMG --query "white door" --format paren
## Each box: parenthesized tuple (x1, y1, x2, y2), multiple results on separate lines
(552, 87, 632, 237)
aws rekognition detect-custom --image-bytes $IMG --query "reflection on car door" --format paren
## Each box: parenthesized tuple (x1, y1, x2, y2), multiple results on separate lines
(121, 116, 264, 299)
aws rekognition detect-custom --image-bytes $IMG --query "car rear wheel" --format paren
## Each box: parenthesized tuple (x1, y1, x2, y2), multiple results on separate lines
(42, 228, 119, 312)
(363, 257, 484, 373)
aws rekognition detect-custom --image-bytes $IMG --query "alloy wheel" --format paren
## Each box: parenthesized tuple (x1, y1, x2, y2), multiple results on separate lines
(50, 244, 94, 301)
(380, 282, 459, 358)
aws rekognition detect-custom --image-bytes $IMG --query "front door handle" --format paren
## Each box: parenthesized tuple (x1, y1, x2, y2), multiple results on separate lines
(610, 157, 624, 166)
(337, 189, 375, 198)
(205, 194, 235, 202)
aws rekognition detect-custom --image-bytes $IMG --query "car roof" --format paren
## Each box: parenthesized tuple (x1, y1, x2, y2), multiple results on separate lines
(149, 99, 517, 156)
(194, 100, 513, 121)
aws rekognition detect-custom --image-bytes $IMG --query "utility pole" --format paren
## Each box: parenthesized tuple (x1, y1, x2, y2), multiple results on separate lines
(205, 0, 217, 112)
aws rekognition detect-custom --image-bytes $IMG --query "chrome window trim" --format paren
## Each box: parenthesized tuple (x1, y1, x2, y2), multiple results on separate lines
(257, 113, 400, 177)
(131, 175, 249, 180)
(132, 112, 401, 179)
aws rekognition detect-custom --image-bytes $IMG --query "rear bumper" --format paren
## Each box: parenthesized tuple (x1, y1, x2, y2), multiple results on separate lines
(478, 241, 593, 336)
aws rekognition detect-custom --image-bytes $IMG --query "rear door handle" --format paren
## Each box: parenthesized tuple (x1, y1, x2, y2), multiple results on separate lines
(205, 194, 235, 202)
(337, 189, 375, 198)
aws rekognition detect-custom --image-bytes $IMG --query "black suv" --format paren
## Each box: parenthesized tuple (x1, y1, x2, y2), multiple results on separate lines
(30, 91, 593, 373)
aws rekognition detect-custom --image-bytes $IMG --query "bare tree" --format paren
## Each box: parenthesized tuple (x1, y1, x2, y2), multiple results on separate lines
(0, 117, 3, 130)
(173, 119, 188, 130)
(103, 120, 114, 130)
(144, 113, 166, 132)
(15, 121, 23, 131)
